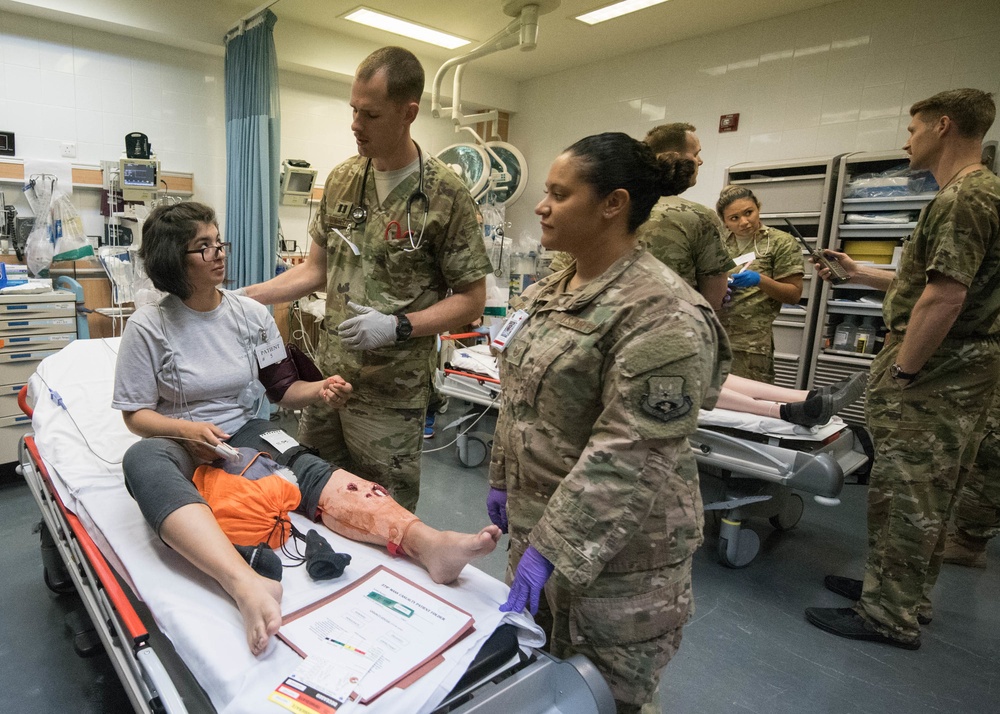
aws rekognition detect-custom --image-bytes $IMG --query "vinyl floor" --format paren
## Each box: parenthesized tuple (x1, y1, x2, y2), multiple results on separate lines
(1, 404, 998, 713)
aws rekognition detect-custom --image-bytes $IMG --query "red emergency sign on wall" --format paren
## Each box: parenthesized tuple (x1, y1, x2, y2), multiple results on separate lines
(719, 113, 740, 133)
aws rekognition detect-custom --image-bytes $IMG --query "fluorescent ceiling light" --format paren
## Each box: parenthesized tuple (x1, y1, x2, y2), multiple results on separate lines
(342, 7, 470, 49)
(575, 0, 671, 25)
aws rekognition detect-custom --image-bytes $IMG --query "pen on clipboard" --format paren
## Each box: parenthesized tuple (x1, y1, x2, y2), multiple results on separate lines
(367, 591, 415, 618)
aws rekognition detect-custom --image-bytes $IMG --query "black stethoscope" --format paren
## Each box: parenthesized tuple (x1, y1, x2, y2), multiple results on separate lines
(349, 142, 430, 252)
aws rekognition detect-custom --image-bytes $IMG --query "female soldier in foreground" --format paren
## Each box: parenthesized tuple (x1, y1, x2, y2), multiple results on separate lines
(487, 133, 729, 714)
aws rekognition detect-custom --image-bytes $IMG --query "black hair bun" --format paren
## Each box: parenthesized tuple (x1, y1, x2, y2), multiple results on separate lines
(656, 152, 696, 197)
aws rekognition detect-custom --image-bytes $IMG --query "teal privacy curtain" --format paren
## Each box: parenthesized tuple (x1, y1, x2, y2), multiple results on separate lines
(224, 10, 280, 288)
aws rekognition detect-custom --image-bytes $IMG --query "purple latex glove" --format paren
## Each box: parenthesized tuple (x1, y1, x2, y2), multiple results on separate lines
(723, 284, 733, 305)
(729, 269, 761, 289)
(500, 546, 554, 615)
(487, 487, 508, 533)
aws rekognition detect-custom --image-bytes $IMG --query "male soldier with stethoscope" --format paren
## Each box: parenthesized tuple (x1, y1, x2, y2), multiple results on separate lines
(245, 47, 490, 512)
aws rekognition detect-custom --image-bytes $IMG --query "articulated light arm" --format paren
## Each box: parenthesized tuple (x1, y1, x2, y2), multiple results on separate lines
(431, 1, 556, 127)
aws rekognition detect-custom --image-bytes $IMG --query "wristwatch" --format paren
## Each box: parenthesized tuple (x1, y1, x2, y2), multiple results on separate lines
(395, 313, 413, 342)
(889, 362, 918, 384)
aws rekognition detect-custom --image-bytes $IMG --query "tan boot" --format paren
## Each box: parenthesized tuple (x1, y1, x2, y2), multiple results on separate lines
(942, 531, 988, 568)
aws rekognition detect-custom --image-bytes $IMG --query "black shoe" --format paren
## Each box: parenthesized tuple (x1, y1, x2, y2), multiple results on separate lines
(822, 575, 932, 624)
(805, 607, 921, 650)
(824, 575, 863, 600)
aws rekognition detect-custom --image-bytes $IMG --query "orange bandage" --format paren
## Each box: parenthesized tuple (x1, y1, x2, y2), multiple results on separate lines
(317, 470, 420, 556)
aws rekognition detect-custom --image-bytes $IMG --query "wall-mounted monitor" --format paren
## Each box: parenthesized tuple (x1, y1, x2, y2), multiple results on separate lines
(119, 157, 159, 202)
(280, 165, 318, 207)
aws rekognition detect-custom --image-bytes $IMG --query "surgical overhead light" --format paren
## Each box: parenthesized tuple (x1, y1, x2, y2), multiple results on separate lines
(342, 7, 470, 49)
(437, 144, 491, 199)
(575, 0, 671, 26)
(437, 141, 528, 207)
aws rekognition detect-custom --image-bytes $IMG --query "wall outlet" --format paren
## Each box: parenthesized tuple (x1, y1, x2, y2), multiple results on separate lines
(60, 142, 77, 158)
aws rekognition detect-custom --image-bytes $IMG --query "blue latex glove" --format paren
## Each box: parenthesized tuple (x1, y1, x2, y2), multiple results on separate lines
(500, 546, 554, 615)
(337, 301, 397, 350)
(729, 270, 761, 289)
(487, 487, 508, 533)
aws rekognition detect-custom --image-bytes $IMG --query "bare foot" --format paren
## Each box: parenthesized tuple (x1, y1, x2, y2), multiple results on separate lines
(231, 573, 283, 655)
(408, 525, 502, 584)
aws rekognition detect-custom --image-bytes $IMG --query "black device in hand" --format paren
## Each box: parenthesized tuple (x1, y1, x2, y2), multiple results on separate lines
(783, 217, 851, 284)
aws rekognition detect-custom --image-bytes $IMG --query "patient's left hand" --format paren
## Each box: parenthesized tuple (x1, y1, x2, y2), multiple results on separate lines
(500, 546, 554, 616)
(320, 376, 353, 408)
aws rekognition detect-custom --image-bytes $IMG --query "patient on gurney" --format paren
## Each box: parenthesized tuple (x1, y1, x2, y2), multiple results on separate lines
(715, 372, 867, 427)
(112, 203, 501, 656)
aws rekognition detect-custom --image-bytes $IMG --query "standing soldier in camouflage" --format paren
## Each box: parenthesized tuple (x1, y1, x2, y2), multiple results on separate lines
(245, 47, 491, 512)
(548, 122, 735, 309)
(715, 185, 804, 383)
(486, 133, 730, 714)
(942, 391, 1000, 567)
(807, 88, 1000, 649)
(639, 122, 735, 309)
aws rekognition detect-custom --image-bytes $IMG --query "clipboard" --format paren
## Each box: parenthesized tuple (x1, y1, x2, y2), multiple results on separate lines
(277, 565, 476, 704)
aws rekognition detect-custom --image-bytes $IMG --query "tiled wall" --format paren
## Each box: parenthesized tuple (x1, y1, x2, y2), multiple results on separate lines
(0, 12, 466, 246)
(508, 0, 1000, 245)
(4, 0, 1000, 253)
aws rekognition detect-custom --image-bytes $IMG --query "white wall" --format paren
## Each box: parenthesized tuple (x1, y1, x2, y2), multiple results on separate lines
(508, 0, 1000, 246)
(0, 11, 496, 248)
(5, 0, 1000, 254)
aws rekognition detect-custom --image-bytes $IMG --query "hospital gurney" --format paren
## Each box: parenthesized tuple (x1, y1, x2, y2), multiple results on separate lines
(434, 338, 871, 569)
(17, 338, 614, 714)
(692, 409, 870, 568)
(434, 334, 500, 468)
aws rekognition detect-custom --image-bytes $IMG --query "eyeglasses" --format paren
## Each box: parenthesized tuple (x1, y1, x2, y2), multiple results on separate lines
(186, 242, 231, 261)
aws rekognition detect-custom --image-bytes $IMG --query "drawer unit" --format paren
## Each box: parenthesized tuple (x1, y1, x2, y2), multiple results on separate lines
(0, 289, 77, 462)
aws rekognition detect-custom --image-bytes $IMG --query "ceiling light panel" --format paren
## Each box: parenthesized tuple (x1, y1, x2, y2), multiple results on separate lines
(342, 7, 470, 49)
(575, 0, 671, 26)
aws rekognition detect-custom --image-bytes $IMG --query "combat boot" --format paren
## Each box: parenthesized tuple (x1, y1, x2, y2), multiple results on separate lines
(942, 531, 988, 568)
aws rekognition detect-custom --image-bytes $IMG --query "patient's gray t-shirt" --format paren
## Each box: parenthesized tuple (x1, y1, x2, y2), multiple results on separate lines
(112, 291, 280, 435)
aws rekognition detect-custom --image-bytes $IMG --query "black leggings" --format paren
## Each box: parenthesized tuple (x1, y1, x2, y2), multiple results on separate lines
(122, 419, 336, 537)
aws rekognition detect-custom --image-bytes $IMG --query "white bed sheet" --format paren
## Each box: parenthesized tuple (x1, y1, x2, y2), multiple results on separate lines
(29, 338, 542, 714)
(697, 407, 847, 440)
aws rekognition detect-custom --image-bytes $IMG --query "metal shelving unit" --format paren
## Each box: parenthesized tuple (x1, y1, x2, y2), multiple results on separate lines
(806, 150, 936, 424)
(724, 156, 843, 388)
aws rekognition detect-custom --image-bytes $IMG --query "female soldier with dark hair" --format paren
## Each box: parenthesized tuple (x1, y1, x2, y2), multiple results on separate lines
(486, 133, 730, 714)
(715, 185, 804, 382)
(113, 202, 500, 656)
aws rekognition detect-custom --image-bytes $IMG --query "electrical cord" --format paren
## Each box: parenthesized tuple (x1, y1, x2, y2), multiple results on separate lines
(421, 394, 499, 454)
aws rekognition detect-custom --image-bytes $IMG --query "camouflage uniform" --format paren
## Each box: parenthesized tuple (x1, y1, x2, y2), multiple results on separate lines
(302, 154, 492, 511)
(489, 244, 730, 712)
(718, 225, 803, 383)
(860, 168, 1000, 642)
(952, 390, 1000, 542)
(547, 197, 735, 292)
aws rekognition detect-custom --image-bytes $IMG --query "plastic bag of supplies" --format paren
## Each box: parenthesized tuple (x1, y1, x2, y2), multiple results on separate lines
(25, 191, 93, 276)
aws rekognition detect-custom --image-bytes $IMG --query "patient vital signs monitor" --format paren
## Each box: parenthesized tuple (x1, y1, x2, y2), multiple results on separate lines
(119, 157, 160, 202)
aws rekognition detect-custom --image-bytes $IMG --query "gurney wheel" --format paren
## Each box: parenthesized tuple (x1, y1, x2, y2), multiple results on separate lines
(718, 527, 760, 568)
(457, 435, 488, 468)
(769, 493, 804, 531)
(43, 567, 76, 595)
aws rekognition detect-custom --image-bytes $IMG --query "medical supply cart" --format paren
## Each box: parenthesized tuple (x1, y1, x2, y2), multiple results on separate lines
(724, 156, 842, 389)
(0, 289, 77, 463)
(806, 150, 936, 425)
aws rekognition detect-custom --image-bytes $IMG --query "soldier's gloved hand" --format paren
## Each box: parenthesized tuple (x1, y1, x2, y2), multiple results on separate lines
(486, 487, 508, 533)
(729, 270, 761, 289)
(723, 283, 733, 306)
(337, 301, 398, 350)
(500, 546, 554, 616)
